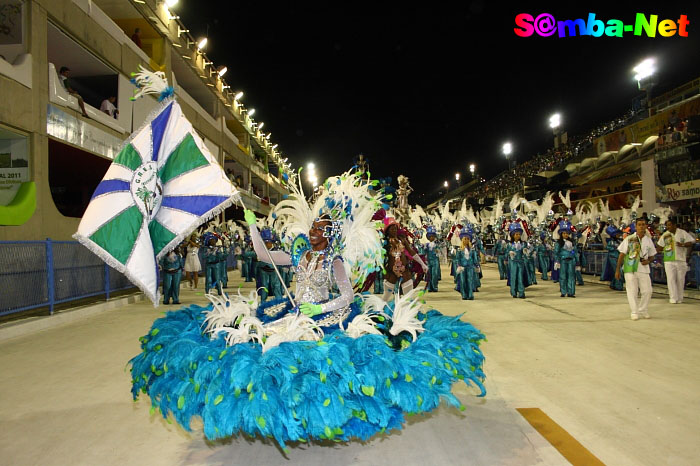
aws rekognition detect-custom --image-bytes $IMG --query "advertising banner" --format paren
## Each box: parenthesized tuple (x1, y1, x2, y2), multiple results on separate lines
(657, 179, 700, 202)
(0, 128, 29, 205)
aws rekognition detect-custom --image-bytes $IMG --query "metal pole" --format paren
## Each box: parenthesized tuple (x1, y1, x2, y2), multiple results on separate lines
(105, 263, 110, 300)
(46, 238, 55, 315)
(235, 196, 296, 308)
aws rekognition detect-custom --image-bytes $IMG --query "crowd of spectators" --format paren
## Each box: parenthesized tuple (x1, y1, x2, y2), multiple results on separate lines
(460, 108, 646, 202)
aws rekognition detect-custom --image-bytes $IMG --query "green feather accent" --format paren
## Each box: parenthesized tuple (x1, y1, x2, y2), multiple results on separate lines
(214, 395, 223, 405)
(361, 385, 375, 396)
(323, 398, 330, 407)
(256, 416, 266, 428)
(289, 365, 298, 374)
(262, 392, 268, 401)
(385, 378, 391, 388)
(320, 371, 327, 383)
(150, 328, 159, 336)
(405, 374, 413, 383)
(247, 381, 253, 392)
(177, 396, 185, 410)
(234, 387, 240, 397)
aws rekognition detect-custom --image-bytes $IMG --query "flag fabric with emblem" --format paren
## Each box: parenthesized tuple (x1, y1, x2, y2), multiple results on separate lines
(74, 99, 239, 304)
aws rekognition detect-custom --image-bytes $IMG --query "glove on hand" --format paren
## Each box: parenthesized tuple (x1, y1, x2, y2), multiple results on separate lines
(244, 209, 257, 226)
(575, 266, 581, 271)
(300, 303, 323, 317)
(456, 266, 464, 275)
(554, 262, 560, 271)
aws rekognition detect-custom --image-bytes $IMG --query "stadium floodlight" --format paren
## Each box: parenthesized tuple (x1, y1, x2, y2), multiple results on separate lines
(247, 108, 256, 117)
(549, 113, 561, 129)
(469, 164, 475, 174)
(257, 122, 265, 131)
(271, 144, 278, 150)
(266, 133, 272, 140)
(503, 142, 512, 156)
(197, 37, 208, 50)
(443, 181, 448, 188)
(166, 0, 179, 7)
(633, 58, 656, 82)
(234, 91, 244, 100)
(217, 66, 227, 77)
(455, 173, 460, 181)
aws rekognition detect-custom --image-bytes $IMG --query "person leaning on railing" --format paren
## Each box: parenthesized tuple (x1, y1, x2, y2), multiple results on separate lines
(59, 66, 89, 118)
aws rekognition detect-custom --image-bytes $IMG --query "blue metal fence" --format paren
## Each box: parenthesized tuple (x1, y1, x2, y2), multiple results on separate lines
(0, 239, 139, 317)
(0, 240, 243, 317)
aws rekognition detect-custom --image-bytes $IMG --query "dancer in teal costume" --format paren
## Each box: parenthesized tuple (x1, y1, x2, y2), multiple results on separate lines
(600, 225, 624, 291)
(525, 242, 537, 286)
(574, 237, 586, 286)
(454, 228, 476, 300)
(129, 171, 486, 449)
(241, 239, 256, 283)
(204, 236, 222, 295)
(217, 242, 229, 289)
(495, 237, 508, 279)
(425, 226, 441, 292)
(255, 227, 285, 302)
(506, 224, 527, 298)
(553, 221, 577, 297)
(536, 234, 550, 280)
(160, 247, 184, 305)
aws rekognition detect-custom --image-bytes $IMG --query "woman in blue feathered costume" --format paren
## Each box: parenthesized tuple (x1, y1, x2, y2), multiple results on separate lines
(128, 171, 486, 450)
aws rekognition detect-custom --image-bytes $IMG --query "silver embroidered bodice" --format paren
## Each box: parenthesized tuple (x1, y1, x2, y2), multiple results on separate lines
(249, 225, 354, 326)
(295, 254, 332, 304)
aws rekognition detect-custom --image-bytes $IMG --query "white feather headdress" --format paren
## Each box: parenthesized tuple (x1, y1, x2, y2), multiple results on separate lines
(272, 169, 385, 287)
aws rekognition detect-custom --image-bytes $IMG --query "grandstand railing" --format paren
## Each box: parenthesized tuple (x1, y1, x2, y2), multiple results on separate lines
(0, 240, 241, 318)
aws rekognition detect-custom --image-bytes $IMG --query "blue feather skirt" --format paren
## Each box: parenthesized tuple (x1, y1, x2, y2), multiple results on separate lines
(129, 304, 486, 448)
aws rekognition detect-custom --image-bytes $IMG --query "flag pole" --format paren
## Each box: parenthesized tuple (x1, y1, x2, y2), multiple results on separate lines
(234, 196, 297, 308)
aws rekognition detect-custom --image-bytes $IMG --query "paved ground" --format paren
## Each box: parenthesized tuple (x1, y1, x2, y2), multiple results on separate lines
(0, 265, 698, 465)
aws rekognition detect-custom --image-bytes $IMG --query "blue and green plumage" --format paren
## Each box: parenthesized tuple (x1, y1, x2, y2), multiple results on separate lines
(129, 304, 485, 448)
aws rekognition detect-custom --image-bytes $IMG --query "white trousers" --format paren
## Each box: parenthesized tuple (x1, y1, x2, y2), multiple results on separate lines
(624, 272, 652, 315)
(664, 261, 687, 303)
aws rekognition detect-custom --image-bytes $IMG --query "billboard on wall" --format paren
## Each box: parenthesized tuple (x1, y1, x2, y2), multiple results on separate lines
(657, 179, 700, 203)
(0, 128, 29, 205)
(596, 97, 700, 155)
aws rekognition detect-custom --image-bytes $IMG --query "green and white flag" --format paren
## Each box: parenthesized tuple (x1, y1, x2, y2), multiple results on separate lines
(74, 96, 239, 304)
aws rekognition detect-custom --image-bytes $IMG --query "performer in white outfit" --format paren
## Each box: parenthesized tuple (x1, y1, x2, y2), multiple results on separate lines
(656, 219, 695, 304)
(615, 218, 657, 320)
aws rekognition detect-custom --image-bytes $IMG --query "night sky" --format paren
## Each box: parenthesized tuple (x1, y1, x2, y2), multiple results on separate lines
(175, 1, 700, 204)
